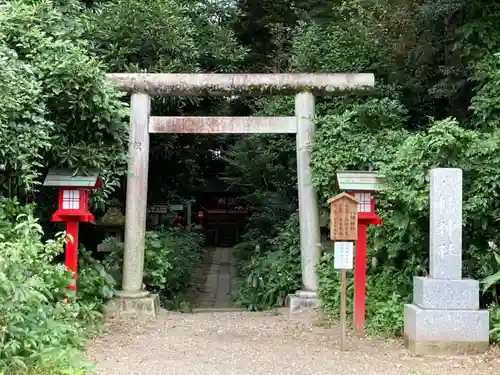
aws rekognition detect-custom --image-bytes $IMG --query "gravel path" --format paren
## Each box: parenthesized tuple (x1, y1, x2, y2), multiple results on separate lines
(86, 310, 499, 375)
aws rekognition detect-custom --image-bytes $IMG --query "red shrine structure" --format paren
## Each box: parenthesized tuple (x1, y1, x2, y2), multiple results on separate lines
(336, 170, 385, 335)
(43, 168, 101, 293)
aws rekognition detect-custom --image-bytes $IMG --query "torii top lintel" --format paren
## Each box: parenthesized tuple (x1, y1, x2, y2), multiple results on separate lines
(106, 73, 375, 96)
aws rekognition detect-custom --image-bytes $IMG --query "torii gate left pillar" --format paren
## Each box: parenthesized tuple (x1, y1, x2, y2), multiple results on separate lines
(106, 73, 375, 316)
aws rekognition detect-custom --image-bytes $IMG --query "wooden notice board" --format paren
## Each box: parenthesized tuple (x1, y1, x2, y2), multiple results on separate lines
(327, 193, 358, 241)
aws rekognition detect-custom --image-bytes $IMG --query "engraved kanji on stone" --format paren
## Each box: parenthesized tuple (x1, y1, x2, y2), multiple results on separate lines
(429, 168, 463, 280)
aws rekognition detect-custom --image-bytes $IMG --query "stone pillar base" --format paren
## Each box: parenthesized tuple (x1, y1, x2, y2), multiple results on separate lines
(106, 292, 160, 317)
(404, 334, 489, 356)
(286, 290, 321, 320)
(403, 304, 489, 355)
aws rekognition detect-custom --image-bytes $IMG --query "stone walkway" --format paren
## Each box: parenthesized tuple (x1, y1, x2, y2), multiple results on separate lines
(87, 311, 500, 375)
(197, 247, 238, 309)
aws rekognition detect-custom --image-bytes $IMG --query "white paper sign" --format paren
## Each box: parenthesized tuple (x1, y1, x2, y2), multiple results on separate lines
(334, 242, 354, 270)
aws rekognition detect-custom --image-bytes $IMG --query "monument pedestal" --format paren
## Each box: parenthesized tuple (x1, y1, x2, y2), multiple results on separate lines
(404, 303, 489, 355)
(287, 290, 321, 320)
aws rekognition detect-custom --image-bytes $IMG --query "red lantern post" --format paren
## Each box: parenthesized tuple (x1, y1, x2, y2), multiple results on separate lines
(197, 210, 205, 226)
(336, 171, 385, 336)
(43, 169, 101, 294)
(348, 191, 381, 336)
(173, 213, 181, 227)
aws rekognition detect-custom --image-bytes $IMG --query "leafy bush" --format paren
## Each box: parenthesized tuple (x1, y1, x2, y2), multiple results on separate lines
(482, 242, 500, 343)
(77, 248, 117, 323)
(488, 304, 500, 343)
(146, 228, 204, 299)
(317, 252, 408, 337)
(234, 214, 302, 311)
(314, 116, 500, 337)
(104, 227, 205, 304)
(232, 210, 289, 276)
(316, 252, 349, 319)
(84, 0, 245, 73)
(224, 132, 298, 274)
(0, 0, 128, 206)
(0, 198, 115, 374)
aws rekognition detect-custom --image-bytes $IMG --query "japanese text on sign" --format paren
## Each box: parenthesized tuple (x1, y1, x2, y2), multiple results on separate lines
(334, 241, 354, 270)
(330, 195, 358, 241)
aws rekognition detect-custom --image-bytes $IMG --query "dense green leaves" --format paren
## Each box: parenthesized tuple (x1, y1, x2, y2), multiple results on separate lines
(234, 214, 301, 310)
(84, 0, 200, 73)
(103, 227, 205, 308)
(84, 0, 245, 73)
(0, 198, 115, 374)
(0, 0, 128, 208)
(0, 44, 52, 192)
(226, 0, 500, 340)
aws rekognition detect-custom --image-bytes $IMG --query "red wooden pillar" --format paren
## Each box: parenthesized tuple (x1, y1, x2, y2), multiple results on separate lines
(354, 222, 367, 335)
(65, 221, 79, 293)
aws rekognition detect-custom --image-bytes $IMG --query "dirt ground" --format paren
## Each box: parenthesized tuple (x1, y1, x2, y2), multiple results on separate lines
(86, 309, 500, 375)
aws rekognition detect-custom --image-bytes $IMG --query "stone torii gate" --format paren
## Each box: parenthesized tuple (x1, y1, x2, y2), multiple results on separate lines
(106, 73, 375, 315)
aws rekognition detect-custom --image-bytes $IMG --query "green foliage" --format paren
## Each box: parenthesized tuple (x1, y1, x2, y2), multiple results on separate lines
(84, 0, 246, 73)
(481, 242, 500, 343)
(234, 214, 301, 311)
(317, 252, 408, 337)
(81, 0, 247, 202)
(227, 0, 500, 341)
(0, 43, 52, 193)
(489, 304, 500, 343)
(104, 228, 205, 305)
(78, 248, 117, 308)
(145, 229, 204, 299)
(311, 99, 409, 203)
(0, 198, 115, 374)
(316, 252, 350, 318)
(469, 54, 500, 130)
(84, 0, 199, 72)
(224, 131, 298, 274)
(0, 0, 128, 207)
(314, 113, 500, 337)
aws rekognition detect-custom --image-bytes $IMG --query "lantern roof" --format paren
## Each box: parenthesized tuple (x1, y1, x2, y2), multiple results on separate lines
(43, 168, 101, 188)
(336, 170, 385, 191)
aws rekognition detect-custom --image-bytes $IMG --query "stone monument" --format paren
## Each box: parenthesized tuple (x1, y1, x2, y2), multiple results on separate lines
(404, 168, 489, 355)
(95, 199, 125, 253)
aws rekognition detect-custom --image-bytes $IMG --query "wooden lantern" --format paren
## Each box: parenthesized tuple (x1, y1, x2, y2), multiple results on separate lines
(44, 168, 101, 223)
(43, 168, 101, 293)
(336, 170, 385, 223)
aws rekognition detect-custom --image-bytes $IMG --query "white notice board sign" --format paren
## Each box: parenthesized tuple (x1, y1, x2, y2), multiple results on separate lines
(334, 242, 354, 270)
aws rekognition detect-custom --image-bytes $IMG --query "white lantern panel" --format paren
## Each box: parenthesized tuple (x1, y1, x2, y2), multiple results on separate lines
(62, 189, 80, 210)
(355, 192, 371, 213)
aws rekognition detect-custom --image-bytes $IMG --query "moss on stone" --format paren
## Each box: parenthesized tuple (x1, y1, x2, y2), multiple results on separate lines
(95, 207, 125, 227)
